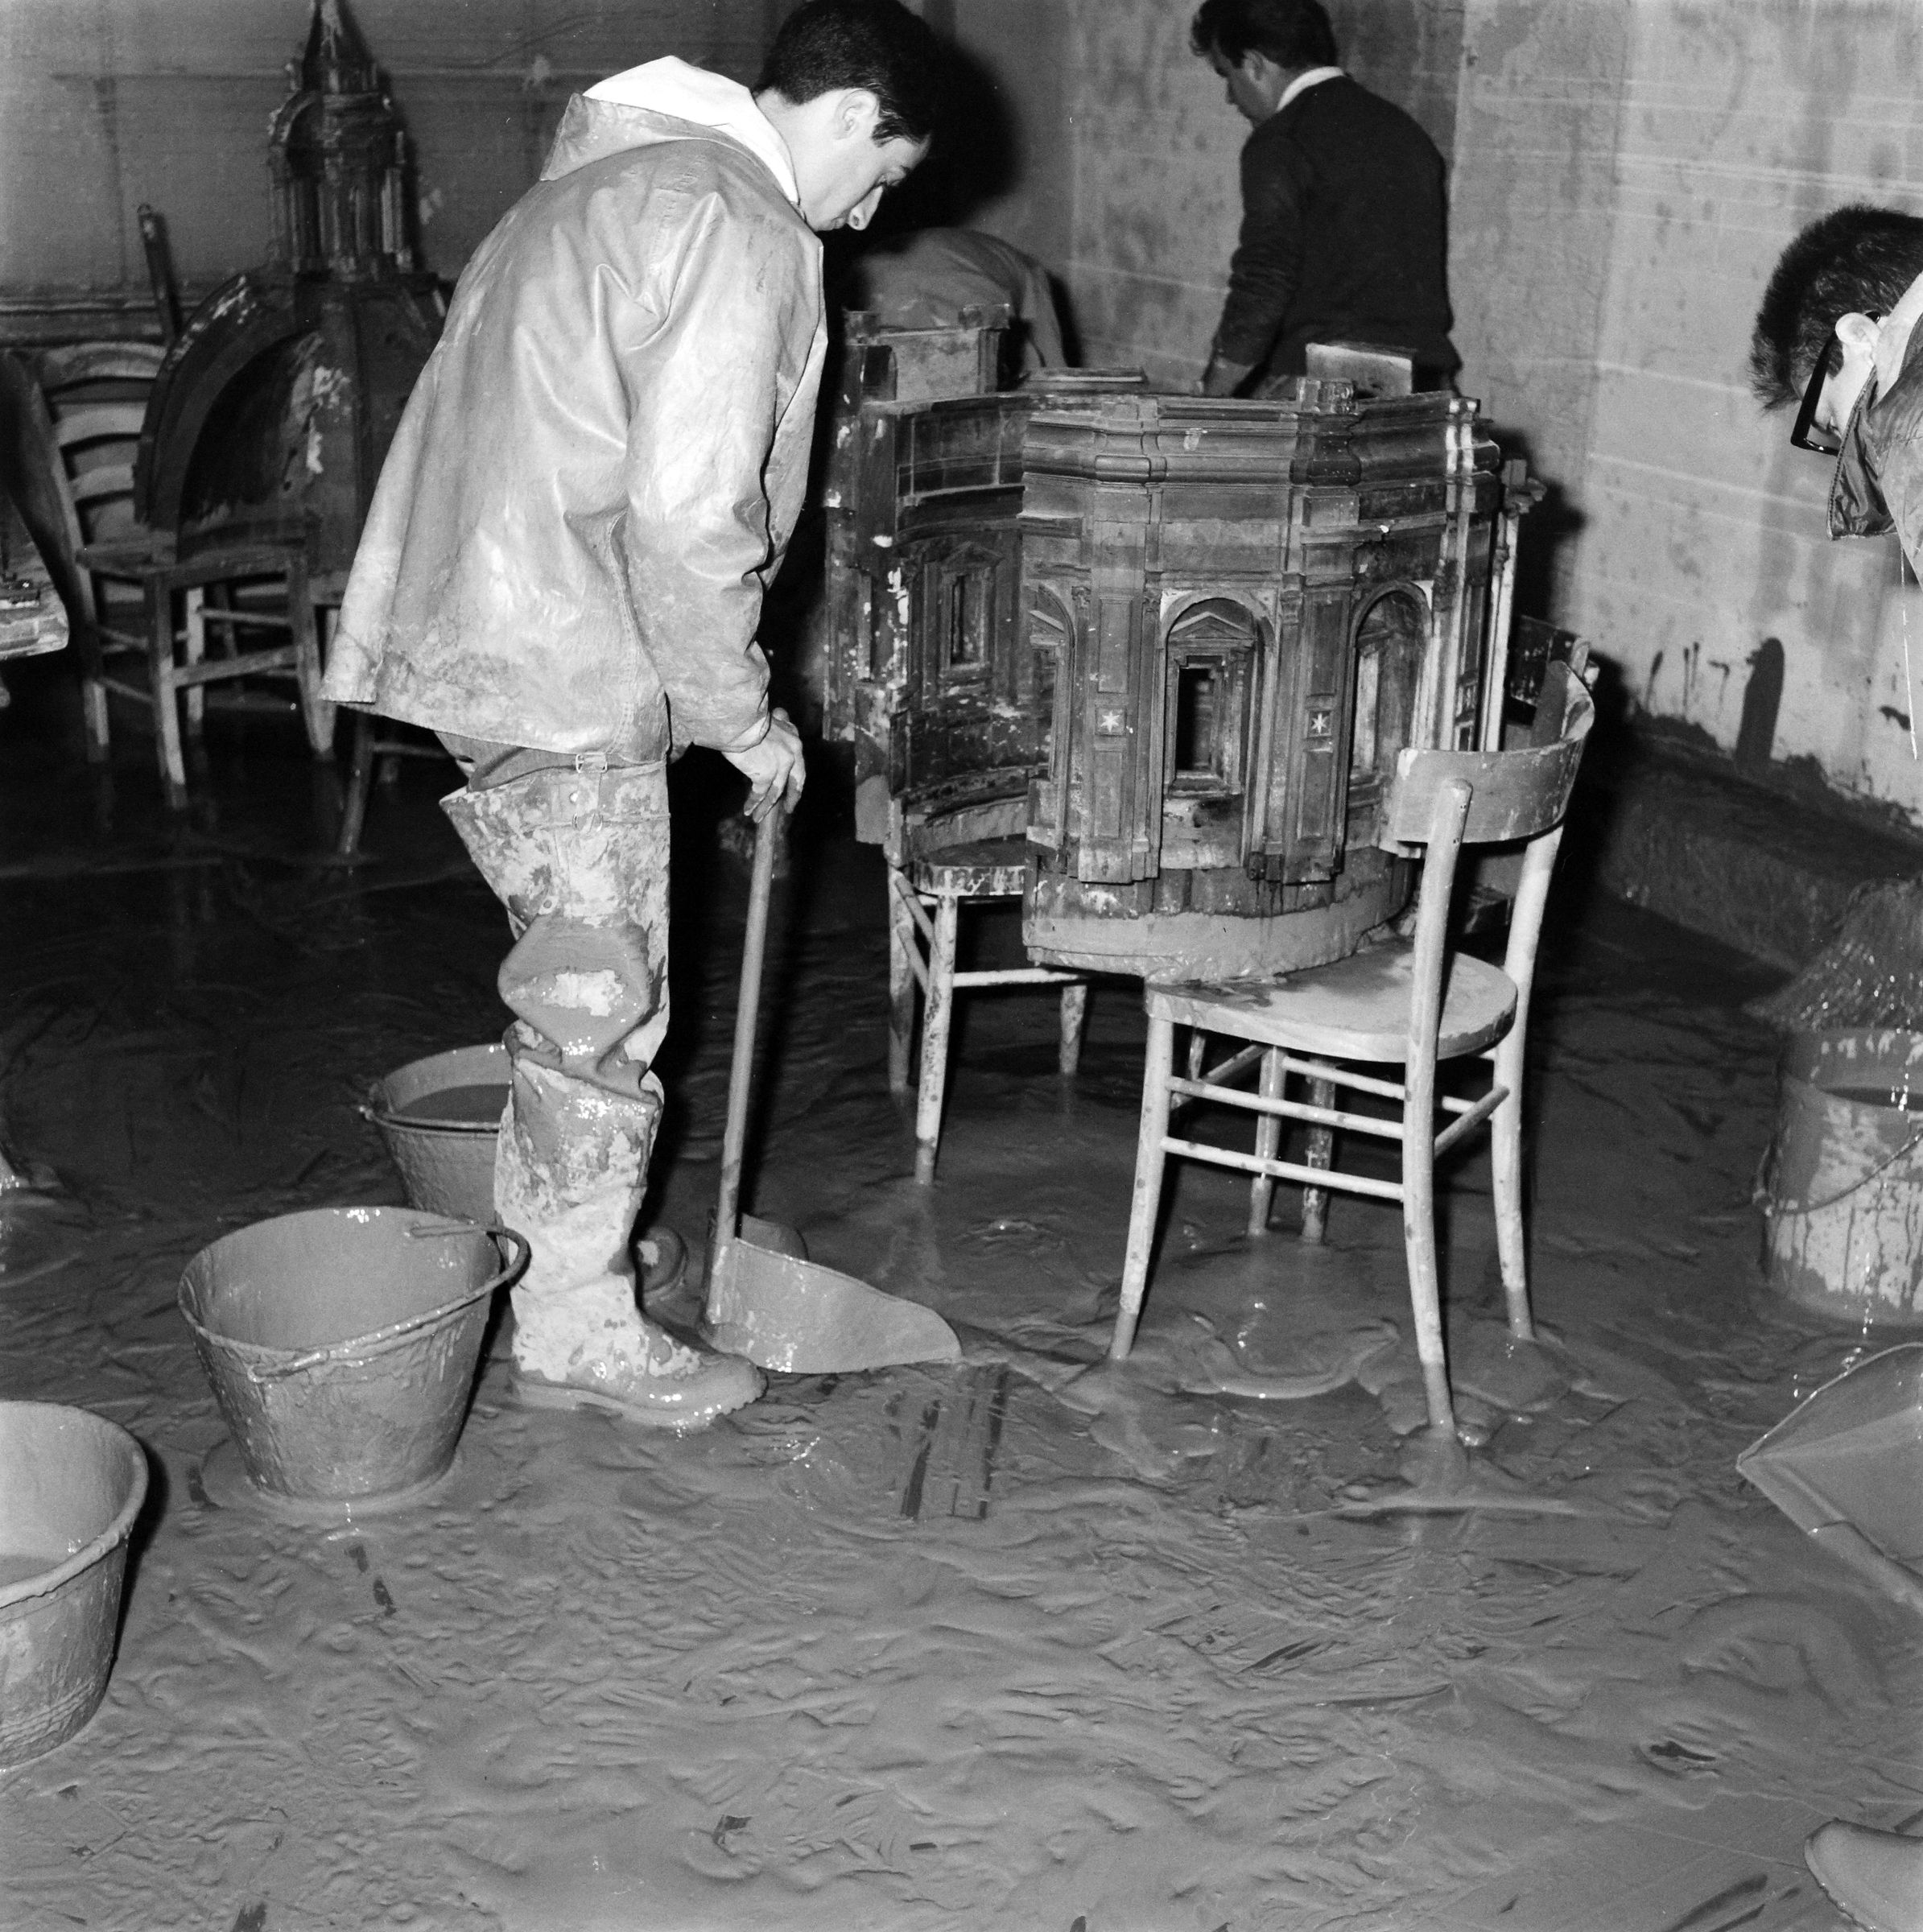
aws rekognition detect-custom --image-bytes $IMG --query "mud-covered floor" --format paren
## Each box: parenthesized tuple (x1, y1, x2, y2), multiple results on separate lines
(2, 683, 1918, 1932)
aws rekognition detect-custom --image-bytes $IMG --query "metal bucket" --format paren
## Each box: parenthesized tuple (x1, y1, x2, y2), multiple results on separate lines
(366, 1042, 508, 1223)
(0, 1402, 149, 1766)
(179, 1208, 528, 1503)
(1760, 1029, 1923, 1327)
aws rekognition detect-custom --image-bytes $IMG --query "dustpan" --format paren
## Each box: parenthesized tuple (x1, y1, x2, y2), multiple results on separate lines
(1737, 1342, 1923, 1615)
(702, 807, 959, 1376)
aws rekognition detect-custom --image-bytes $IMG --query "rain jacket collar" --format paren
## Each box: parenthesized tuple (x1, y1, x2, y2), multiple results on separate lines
(1829, 268, 1923, 541)
(572, 56, 800, 208)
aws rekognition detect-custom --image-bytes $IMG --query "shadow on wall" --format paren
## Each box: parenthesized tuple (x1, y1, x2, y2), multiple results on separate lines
(1484, 423, 1587, 638)
(822, 17, 1087, 356)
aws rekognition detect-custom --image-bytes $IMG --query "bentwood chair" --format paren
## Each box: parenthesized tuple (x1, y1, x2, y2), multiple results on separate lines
(886, 836, 1089, 1183)
(1110, 664, 1595, 1438)
(1, 345, 331, 807)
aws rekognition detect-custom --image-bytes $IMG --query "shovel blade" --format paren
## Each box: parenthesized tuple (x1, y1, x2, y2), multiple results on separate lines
(705, 1235, 961, 1374)
(1739, 1342, 1923, 1564)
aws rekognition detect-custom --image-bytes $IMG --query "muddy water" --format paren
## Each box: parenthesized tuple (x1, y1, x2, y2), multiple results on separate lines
(393, 1084, 510, 1126)
(0, 720, 1916, 1930)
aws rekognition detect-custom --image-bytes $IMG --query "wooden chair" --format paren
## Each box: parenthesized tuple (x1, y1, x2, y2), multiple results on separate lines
(886, 835, 1089, 1183)
(1110, 665, 1595, 1438)
(2, 344, 331, 807)
(333, 711, 451, 858)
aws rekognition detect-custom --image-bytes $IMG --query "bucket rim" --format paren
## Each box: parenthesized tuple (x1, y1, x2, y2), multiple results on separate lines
(365, 1042, 509, 1133)
(177, 1215, 530, 1381)
(0, 1402, 148, 1612)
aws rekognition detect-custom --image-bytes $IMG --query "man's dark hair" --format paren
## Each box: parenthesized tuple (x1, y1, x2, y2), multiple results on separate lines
(756, 0, 943, 146)
(1189, 0, 1339, 69)
(1751, 204, 1923, 410)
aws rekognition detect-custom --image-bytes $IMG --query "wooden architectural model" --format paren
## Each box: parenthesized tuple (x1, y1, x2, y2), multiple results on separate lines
(1018, 386, 1530, 977)
(819, 316, 1142, 860)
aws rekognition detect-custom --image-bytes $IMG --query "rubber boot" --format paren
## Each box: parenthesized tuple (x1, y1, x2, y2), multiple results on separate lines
(444, 764, 762, 1430)
(1805, 1823, 1923, 1932)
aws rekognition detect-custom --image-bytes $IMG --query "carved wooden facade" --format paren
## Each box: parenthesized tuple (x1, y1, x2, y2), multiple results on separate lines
(819, 334, 1143, 856)
(1017, 387, 1525, 977)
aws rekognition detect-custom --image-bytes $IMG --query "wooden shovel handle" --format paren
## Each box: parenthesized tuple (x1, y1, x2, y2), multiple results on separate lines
(715, 811, 780, 1243)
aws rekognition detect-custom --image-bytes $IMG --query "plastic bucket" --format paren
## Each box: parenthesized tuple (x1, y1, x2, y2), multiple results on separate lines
(365, 1043, 508, 1224)
(179, 1208, 529, 1503)
(1760, 1029, 1923, 1327)
(0, 1402, 148, 1766)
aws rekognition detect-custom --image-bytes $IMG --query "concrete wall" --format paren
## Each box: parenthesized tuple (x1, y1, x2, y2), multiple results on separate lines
(1450, 0, 1923, 828)
(943, 0, 1923, 830)
(10, 0, 1919, 824)
(939, 0, 1462, 383)
(0, 0, 778, 330)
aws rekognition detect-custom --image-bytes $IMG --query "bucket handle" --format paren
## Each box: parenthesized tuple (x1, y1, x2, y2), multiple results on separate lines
(224, 1224, 530, 1383)
(1758, 1124, 1923, 1218)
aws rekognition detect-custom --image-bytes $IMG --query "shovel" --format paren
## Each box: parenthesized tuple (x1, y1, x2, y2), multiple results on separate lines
(702, 807, 960, 1374)
(1738, 1342, 1923, 1616)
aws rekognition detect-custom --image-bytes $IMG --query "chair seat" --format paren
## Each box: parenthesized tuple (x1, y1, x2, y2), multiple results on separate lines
(909, 835, 1031, 898)
(77, 536, 298, 585)
(1148, 942, 1517, 1063)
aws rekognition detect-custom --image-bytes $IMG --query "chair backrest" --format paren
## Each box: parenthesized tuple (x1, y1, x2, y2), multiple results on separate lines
(1380, 662, 1595, 1070)
(0, 343, 162, 635)
(1380, 662, 1594, 852)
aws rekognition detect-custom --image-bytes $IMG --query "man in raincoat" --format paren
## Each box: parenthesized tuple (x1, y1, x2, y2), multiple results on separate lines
(1751, 204, 1923, 1932)
(322, 0, 936, 1429)
(1752, 204, 1923, 580)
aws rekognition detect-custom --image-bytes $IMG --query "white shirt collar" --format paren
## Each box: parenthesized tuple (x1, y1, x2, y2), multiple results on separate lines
(1276, 66, 1344, 114)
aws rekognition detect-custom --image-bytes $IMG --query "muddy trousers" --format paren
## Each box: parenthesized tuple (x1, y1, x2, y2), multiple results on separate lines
(441, 759, 671, 1381)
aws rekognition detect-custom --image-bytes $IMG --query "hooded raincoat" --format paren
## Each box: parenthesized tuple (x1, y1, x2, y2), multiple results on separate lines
(320, 59, 827, 758)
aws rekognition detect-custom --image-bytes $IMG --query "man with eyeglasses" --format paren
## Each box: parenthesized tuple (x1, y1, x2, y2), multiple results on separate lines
(1752, 204, 1923, 576)
(1749, 204, 1923, 1932)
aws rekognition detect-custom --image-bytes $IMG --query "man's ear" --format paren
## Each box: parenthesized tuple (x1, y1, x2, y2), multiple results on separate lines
(834, 88, 882, 143)
(1838, 312, 1883, 354)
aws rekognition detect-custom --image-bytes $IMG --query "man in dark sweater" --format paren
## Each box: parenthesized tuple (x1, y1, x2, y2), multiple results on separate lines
(1193, 0, 1458, 396)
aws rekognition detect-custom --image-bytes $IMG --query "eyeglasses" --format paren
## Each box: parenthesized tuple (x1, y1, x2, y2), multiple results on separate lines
(1790, 314, 1882, 457)
(1790, 350, 1843, 456)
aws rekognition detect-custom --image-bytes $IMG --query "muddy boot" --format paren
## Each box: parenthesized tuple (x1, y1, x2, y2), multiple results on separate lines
(444, 762, 763, 1430)
(1805, 1823, 1923, 1932)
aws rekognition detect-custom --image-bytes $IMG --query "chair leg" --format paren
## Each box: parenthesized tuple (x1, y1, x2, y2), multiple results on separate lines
(334, 712, 378, 859)
(1402, 1119, 1455, 1437)
(1058, 981, 1088, 1077)
(1491, 1027, 1533, 1339)
(183, 588, 206, 738)
(885, 867, 917, 1095)
(1186, 1026, 1207, 1081)
(82, 678, 110, 762)
(1112, 1013, 1177, 1360)
(913, 892, 959, 1184)
(1247, 1047, 1284, 1236)
(291, 563, 334, 758)
(147, 580, 188, 810)
(1301, 1075, 1335, 1242)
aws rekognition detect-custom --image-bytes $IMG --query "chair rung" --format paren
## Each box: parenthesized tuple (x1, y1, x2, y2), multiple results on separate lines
(950, 968, 1080, 988)
(1277, 1054, 1407, 1103)
(169, 647, 299, 690)
(202, 691, 299, 716)
(194, 611, 292, 632)
(1432, 1086, 1507, 1157)
(1166, 1075, 1405, 1141)
(1201, 1042, 1265, 1088)
(1159, 1133, 1405, 1202)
